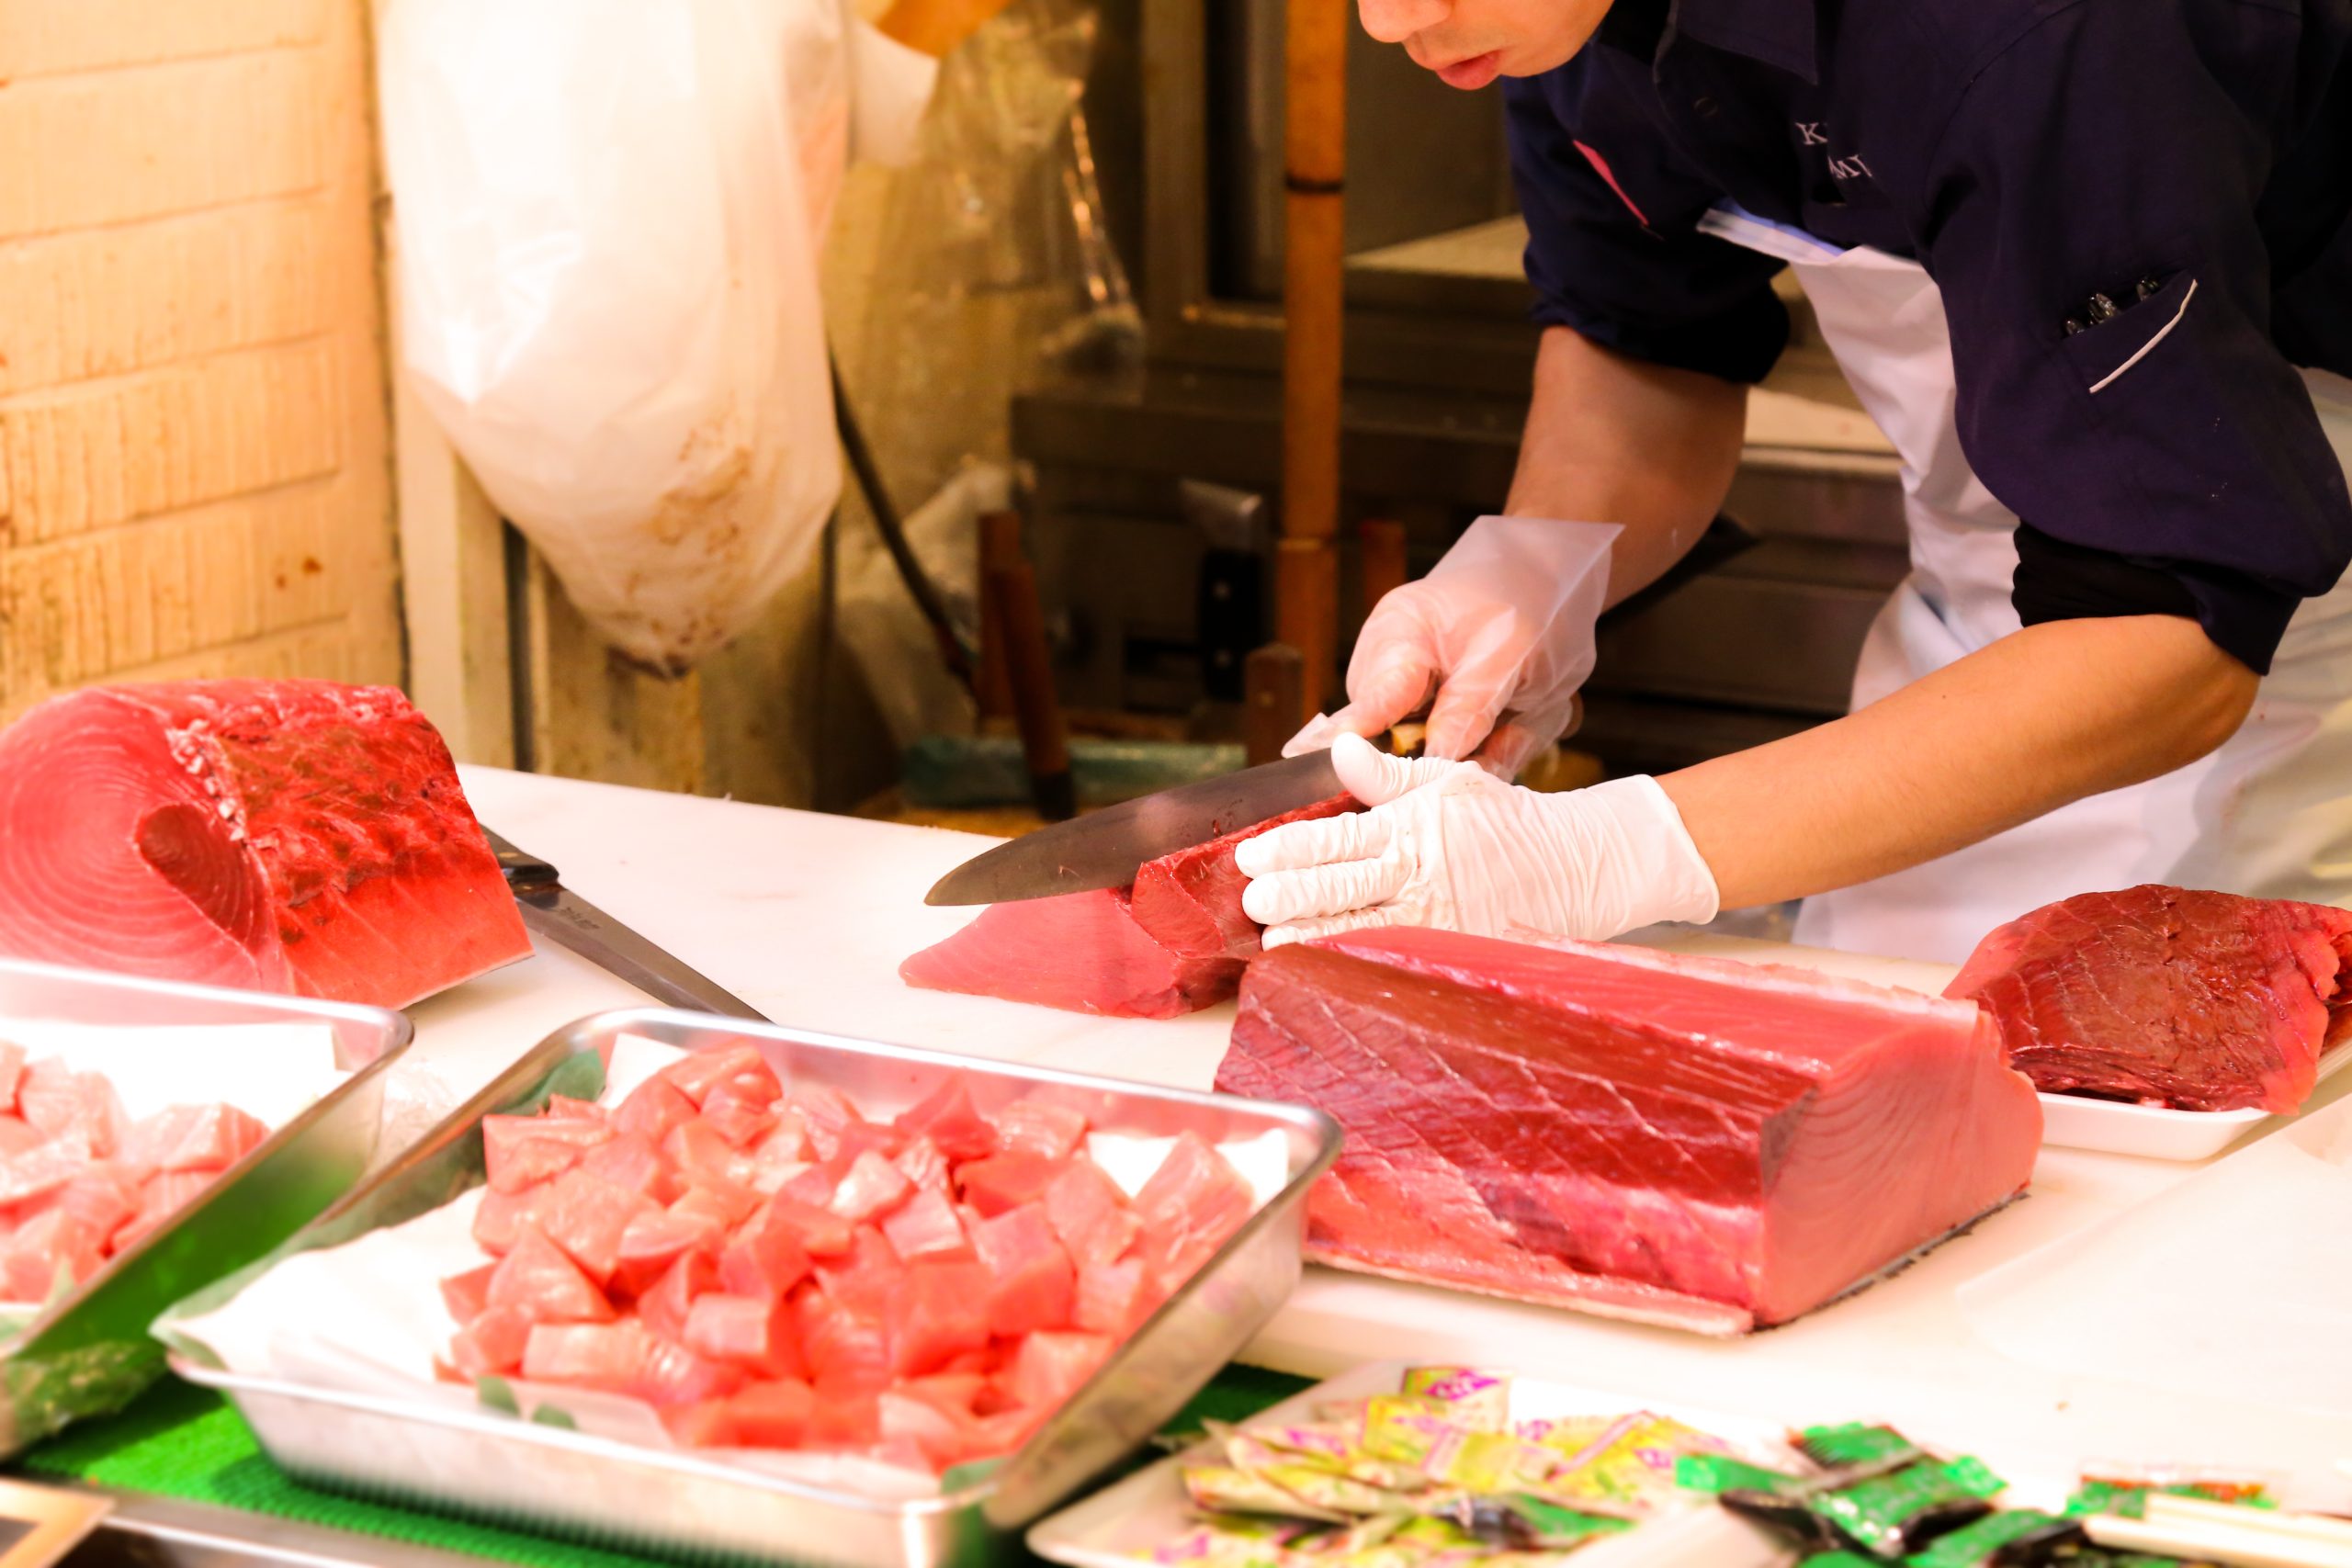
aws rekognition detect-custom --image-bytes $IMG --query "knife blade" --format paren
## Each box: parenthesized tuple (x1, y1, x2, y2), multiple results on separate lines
(482, 829, 769, 1021)
(923, 748, 1342, 906)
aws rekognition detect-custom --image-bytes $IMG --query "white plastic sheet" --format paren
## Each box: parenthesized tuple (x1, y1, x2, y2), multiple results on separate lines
(378, 0, 842, 673)
(1959, 1092, 2352, 1419)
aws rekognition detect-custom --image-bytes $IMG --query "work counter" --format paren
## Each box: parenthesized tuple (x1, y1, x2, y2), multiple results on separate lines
(20, 767, 2352, 1564)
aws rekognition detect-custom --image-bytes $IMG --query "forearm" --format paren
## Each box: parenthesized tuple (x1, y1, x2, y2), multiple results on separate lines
(1661, 615, 2259, 908)
(1506, 326, 1748, 608)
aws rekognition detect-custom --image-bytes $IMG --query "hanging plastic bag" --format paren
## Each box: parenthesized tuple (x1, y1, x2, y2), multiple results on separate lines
(378, 0, 839, 674)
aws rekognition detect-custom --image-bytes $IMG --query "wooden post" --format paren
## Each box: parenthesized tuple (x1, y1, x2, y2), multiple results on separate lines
(1281, 0, 1348, 711)
(987, 558, 1075, 820)
(1244, 644, 1306, 767)
(1275, 538, 1338, 729)
(1359, 518, 1408, 613)
(977, 511, 1023, 724)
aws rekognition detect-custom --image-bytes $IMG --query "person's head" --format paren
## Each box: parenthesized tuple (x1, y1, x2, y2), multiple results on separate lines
(1358, 0, 1612, 89)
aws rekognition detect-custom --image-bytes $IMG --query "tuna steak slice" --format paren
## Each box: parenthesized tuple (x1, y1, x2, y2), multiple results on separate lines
(1945, 885, 2352, 1113)
(899, 795, 1360, 1018)
(1216, 928, 2041, 1331)
(0, 681, 530, 1009)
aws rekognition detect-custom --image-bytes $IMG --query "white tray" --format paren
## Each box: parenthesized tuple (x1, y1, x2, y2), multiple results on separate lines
(1630, 931, 2352, 1164)
(2035, 1042, 2352, 1162)
(1028, 1361, 2078, 1568)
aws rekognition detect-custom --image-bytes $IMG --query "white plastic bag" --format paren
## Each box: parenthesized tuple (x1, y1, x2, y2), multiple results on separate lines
(378, 0, 839, 673)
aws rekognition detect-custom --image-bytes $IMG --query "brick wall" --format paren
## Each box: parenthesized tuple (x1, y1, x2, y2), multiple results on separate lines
(0, 0, 401, 717)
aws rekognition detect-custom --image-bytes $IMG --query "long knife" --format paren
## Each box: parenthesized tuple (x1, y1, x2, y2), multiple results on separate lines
(482, 829, 769, 1021)
(924, 749, 1341, 906)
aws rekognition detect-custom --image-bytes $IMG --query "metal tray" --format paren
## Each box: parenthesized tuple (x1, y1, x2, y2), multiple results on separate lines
(0, 958, 411, 1455)
(166, 1008, 1343, 1568)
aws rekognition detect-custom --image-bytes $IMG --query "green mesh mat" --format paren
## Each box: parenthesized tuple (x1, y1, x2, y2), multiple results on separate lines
(9, 1368, 1313, 1566)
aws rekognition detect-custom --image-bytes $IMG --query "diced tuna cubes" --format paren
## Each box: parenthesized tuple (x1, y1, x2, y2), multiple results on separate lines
(435, 1054, 1262, 1473)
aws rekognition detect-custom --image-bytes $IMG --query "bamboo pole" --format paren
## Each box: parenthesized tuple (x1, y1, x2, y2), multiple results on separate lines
(1280, 0, 1349, 718)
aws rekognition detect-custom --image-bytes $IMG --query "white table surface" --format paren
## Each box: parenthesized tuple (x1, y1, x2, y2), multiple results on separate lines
(422, 767, 2352, 1505)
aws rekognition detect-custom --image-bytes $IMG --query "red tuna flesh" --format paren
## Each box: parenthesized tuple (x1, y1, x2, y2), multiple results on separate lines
(899, 795, 1361, 1018)
(1945, 885, 2352, 1113)
(1216, 929, 2041, 1331)
(0, 681, 529, 1009)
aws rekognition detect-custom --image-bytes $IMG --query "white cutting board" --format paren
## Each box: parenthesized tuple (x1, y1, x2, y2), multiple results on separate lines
(408, 771, 2352, 1506)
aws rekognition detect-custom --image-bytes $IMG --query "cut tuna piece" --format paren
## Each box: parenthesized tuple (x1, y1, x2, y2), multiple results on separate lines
(1044, 1159, 1139, 1268)
(895, 1080, 997, 1162)
(957, 1153, 1064, 1217)
(122, 1103, 268, 1174)
(1945, 885, 2352, 1113)
(1074, 1258, 1151, 1336)
(487, 1226, 615, 1325)
(659, 1046, 782, 1110)
(522, 1320, 744, 1405)
(18, 1063, 126, 1157)
(0, 682, 530, 1008)
(579, 1133, 677, 1207)
(615, 1206, 723, 1299)
(989, 1100, 1088, 1161)
(534, 1169, 660, 1286)
(828, 1151, 912, 1223)
(899, 795, 1363, 1018)
(684, 1292, 805, 1379)
(615, 1077, 697, 1145)
(639, 1249, 718, 1345)
(888, 1259, 994, 1375)
(449, 1304, 533, 1377)
(1217, 929, 2042, 1332)
(1005, 1330, 1111, 1413)
(1130, 1133, 1255, 1292)
(878, 1188, 969, 1262)
(440, 1262, 498, 1324)
(798, 1293, 892, 1397)
(482, 1113, 611, 1195)
(718, 1201, 816, 1299)
(969, 1203, 1075, 1336)
(0, 1044, 24, 1114)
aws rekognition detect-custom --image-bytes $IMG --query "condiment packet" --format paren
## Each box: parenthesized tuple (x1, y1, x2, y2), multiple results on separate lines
(1422, 1429, 1561, 1495)
(1400, 1368, 1511, 1431)
(1185, 1464, 1351, 1522)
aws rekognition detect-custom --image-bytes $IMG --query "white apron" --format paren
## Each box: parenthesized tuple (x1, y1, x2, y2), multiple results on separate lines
(1696, 205, 2352, 964)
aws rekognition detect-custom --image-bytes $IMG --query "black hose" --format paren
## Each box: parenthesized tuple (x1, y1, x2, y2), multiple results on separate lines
(829, 354, 978, 693)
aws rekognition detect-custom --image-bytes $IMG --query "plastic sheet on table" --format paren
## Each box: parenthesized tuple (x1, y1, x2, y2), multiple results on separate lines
(1957, 1091, 2352, 1419)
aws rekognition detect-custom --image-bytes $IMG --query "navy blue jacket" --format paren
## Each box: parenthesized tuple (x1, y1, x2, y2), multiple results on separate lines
(1506, 0, 2352, 671)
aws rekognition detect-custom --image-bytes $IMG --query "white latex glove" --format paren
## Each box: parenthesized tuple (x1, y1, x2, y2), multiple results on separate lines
(1286, 515, 1621, 777)
(1238, 733, 1719, 948)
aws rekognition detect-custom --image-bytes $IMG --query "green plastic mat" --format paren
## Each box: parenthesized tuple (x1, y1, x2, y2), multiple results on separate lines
(10, 1367, 1314, 1567)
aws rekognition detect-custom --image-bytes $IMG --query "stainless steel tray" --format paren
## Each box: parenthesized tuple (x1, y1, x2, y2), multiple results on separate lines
(0, 959, 411, 1455)
(166, 1008, 1342, 1568)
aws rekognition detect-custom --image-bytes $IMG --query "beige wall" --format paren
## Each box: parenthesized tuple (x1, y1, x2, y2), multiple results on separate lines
(0, 0, 402, 718)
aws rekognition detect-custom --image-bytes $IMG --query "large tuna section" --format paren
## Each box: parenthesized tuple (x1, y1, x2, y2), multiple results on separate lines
(0, 681, 530, 1010)
(1946, 884, 2352, 1113)
(899, 795, 1361, 1018)
(1216, 929, 2042, 1333)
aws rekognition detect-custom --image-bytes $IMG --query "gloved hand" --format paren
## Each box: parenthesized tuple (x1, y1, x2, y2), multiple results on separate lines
(1238, 733, 1719, 948)
(1285, 515, 1621, 778)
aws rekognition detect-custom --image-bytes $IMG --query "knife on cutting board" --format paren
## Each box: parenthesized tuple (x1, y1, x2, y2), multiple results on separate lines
(482, 828, 769, 1021)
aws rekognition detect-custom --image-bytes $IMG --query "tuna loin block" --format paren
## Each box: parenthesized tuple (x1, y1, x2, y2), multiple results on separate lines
(900, 795, 1360, 1019)
(1946, 885, 2352, 1113)
(1217, 929, 2041, 1331)
(0, 682, 530, 1009)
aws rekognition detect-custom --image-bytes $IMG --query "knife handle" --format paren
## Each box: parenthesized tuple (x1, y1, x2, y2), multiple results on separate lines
(481, 827, 561, 894)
